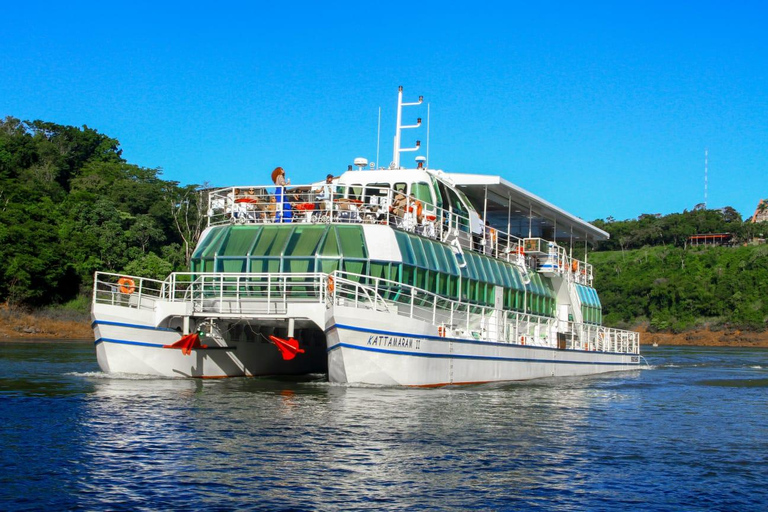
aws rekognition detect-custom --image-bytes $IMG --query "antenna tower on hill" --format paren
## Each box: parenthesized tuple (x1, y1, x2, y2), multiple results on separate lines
(704, 148, 708, 209)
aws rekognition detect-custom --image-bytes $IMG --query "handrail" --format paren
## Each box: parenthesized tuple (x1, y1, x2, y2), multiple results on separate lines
(206, 184, 594, 286)
(94, 270, 637, 354)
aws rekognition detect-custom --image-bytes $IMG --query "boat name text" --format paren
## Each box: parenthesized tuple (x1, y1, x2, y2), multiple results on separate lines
(367, 335, 421, 350)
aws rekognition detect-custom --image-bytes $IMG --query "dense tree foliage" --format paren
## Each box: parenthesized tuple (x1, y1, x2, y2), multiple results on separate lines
(587, 208, 768, 332)
(0, 117, 202, 306)
(2, 116, 766, 333)
(591, 207, 767, 251)
(590, 245, 768, 332)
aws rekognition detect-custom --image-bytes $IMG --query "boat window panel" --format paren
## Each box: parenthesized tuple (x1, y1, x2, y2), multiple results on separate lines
(347, 184, 363, 201)
(412, 182, 432, 206)
(319, 226, 340, 256)
(422, 239, 440, 271)
(370, 262, 388, 281)
(364, 183, 390, 204)
(409, 236, 429, 269)
(440, 244, 460, 276)
(342, 259, 366, 280)
(250, 258, 280, 274)
(470, 253, 488, 283)
(461, 252, 478, 280)
(217, 258, 247, 272)
(199, 227, 229, 259)
(402, 265, 415, 286)
(394, 230, 416, 265)
(591, 287, 602, 308)
(336, 226, 367, 259)
(316, 258, 340, 275)
(430, 176, 444, 210)
(284, 258, 314, 274)
(480, 257, 500, 286)
(221, 226, 260, 256)
(428, 241, 448, 274)
(284, 225, 326, 256)
(193, 226, 226, 259)
(416, 268, 427, 290)
(253, 226, 292, 257)
(497, 261, 513, 288)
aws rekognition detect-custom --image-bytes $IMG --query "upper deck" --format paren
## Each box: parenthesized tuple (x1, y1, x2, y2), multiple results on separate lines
(205, 176, 597, 287)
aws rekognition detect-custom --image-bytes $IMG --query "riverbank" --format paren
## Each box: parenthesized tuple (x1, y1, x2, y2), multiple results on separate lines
(2, 306, 767, 347)
(636, 325, 768, 348)
(0, 305, 91, 340)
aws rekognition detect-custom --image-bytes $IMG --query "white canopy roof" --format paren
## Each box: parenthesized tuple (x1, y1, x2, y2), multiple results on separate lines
(445, 172, 609, 242)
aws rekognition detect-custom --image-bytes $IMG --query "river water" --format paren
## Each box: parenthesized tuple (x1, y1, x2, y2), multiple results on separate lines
(1, 341, 766, 511)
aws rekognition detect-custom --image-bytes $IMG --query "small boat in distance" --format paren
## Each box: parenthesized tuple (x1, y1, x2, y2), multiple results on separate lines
(91, 87, 640, 385)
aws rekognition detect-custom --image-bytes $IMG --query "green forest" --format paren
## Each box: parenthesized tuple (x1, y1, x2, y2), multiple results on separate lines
(0, 117, 204, 306)
(1, 117, 766, 331)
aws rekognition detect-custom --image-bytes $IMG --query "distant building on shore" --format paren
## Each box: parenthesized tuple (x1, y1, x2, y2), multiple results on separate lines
(687, 233, 734, 247)
(753, 199, 768, 223)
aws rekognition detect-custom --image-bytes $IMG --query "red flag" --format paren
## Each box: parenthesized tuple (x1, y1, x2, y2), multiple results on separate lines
(268, 335, 305, 361)
(163, 333, 208, 355)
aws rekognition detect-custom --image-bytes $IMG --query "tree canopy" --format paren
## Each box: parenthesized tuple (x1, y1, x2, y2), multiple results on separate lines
(0, 116, 201, 305)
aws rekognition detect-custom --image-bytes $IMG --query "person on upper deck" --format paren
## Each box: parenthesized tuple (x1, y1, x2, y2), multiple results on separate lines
(271, 166, 293, 222)
(389, 186, 408, 225)
(314, 174, 335, 210)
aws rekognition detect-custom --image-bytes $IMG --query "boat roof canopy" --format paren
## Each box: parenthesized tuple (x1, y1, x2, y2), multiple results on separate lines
(445, 173, 609, 242)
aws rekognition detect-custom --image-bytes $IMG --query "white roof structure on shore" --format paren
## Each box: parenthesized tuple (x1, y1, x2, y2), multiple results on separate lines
(445, 172, 609, 242)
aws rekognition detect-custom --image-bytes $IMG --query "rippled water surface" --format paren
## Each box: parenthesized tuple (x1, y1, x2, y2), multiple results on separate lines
(1, 341, 767, 511)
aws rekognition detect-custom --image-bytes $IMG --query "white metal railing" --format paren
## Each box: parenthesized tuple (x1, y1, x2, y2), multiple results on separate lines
(327, 271, 637, 354)
(93, 272, 165, 311)
(206, 184, 594, 286)
(94, 270, 637, 354)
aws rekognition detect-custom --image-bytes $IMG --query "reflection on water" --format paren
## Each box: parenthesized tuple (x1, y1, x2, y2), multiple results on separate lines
(2, 341, 768, 510)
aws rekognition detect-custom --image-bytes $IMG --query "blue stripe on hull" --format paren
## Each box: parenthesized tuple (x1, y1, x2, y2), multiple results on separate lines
(94, 337, 238, 351)
(91, 320, 177, 332)
(327, 326, 638, 367)
(328, 322, 636, 357)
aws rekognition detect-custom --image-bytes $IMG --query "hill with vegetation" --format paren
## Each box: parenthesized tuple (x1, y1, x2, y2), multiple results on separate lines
(1, 116, 766, 338)
(0, 116, 204, 308)
(588, 209, 768, 333)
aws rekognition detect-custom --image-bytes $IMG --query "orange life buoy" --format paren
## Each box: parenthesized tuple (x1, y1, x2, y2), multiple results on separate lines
(326, 276, 335, 294)
(118, 277, 136, 294)
(516, 245, 524, 255)
(572, 260, 579, 272)
(520, 335, 525, 345)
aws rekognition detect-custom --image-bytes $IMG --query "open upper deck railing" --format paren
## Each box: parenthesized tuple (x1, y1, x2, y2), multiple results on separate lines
(207, 185, 595, 286)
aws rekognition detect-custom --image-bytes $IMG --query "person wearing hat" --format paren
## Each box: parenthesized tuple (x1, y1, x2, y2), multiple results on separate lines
(314, 174, 335, 211)
(271, 166, 293, 222)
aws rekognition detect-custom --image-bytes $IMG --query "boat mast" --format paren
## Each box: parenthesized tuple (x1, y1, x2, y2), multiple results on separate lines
(392, 86, 423, 168)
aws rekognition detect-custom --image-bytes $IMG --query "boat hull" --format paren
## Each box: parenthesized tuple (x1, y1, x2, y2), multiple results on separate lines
(326, 307, 639, 386)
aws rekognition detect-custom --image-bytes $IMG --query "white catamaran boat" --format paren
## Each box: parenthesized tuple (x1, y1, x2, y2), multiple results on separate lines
(92, 87, 640, 385)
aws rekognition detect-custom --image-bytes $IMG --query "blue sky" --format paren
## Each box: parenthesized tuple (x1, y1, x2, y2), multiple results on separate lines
(2, 1, 766, 221)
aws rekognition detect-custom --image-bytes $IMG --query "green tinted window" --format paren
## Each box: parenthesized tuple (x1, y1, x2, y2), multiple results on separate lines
(410, 236, 428, 268)
(412, 182, 432, 205)
(253, 226, 292, 256)
(316, 259, 339, 274)
(218, 258, 247, 272)
(336, 226, 366, 258)
(319, 227, 340, 256)
(193, 227, 227, 259)
(222, 227, 260, 256)
(394, 231, 416, 265)
(285, 226, 325, 256)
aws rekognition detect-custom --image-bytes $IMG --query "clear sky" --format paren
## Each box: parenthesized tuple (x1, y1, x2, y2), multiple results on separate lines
(2, 1, 766, 222)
